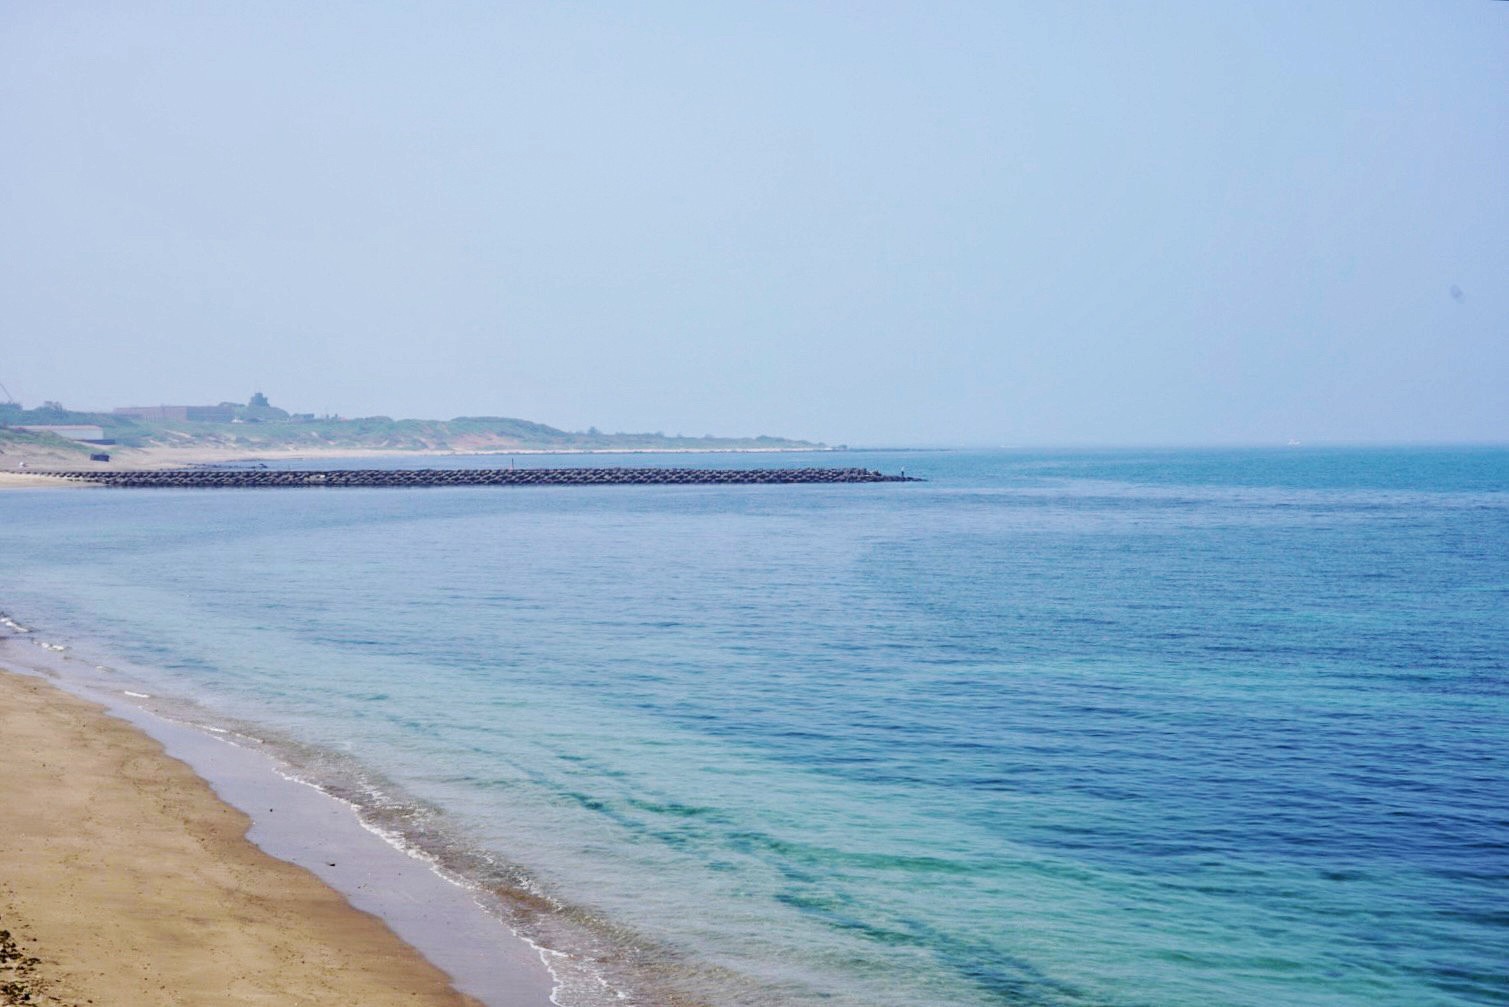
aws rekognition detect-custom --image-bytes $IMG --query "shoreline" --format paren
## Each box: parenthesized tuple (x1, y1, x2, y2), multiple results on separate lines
(0, 636, 557, 1007)
(0, 444, 855, 489)
(1, 441, 841, 471)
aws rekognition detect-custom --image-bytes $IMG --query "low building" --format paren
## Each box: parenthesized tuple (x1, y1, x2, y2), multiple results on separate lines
(186, 405, 236, 422)
(115, 405, 189, 421)
(115, 404, 236, 422)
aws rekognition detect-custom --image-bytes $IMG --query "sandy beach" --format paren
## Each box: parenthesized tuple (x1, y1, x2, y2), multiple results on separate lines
(0, 667, 491, 1007)
(0, 472, 78, 489)
(0, 441, 832, 490)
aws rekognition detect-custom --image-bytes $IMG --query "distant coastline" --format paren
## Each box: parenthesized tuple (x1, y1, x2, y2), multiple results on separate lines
(0, 392, 832, 474)
(0, 441, 840, 479)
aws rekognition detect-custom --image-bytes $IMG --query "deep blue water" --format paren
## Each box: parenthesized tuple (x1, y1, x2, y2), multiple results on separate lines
(2, 448, 1506, 1006)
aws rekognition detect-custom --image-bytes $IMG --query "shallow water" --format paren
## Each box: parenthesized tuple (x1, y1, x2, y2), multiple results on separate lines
(3, 448, 1506, 1006)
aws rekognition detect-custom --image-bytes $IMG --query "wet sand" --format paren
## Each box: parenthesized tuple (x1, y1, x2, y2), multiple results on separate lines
(0, 665, 550, 1006)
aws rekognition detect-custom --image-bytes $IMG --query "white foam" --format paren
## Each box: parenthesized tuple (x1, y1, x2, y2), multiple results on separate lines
(1, 617, 627, 1007)
(262, 763, 584, 1005)
(95, 698, 560, 1006)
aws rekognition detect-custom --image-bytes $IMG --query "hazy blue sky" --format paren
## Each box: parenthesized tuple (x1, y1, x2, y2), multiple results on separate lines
(3, 3, 1505, 445)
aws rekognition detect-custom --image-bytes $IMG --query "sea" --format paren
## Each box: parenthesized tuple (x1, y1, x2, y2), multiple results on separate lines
(2, 447, 1505, 1007)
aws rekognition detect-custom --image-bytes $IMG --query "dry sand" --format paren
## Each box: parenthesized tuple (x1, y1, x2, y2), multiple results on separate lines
(0, 472, 79, 489)
(0, 430, 824, 481)
(0, 668, 485, 1007)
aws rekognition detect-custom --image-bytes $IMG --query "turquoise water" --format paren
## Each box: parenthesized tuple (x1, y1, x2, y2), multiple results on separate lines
(2, 448, 1506, 1006)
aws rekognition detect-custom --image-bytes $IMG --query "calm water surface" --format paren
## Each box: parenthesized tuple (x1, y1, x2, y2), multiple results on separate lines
(3, 448, 1506, 1006)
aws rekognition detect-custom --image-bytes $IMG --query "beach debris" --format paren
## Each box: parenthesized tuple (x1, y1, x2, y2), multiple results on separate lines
(0, 924, 78, 1006)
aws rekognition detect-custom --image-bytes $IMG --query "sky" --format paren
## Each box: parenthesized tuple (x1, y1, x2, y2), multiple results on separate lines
(2, 2, 1505, 446)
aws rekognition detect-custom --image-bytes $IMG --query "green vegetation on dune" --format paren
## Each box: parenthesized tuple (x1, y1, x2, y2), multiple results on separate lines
(0, 427, 97, 458)
(0, 397, 823, 454)
(140, 415, 820, 452)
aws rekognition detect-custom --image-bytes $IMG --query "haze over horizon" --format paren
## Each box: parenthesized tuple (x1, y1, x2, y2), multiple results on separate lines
(3, 3, 1505, 448)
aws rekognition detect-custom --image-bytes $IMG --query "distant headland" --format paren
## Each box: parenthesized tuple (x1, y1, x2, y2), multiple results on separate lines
(0, 392, 830, 471)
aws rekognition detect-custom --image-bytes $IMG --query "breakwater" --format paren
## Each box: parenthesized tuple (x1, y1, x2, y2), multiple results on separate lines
(40, 467, 916, 488)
